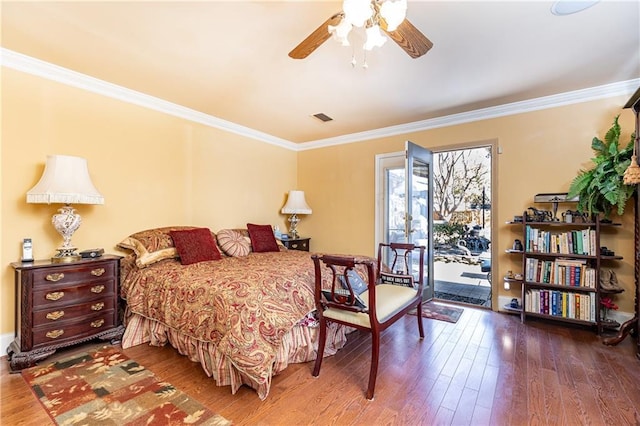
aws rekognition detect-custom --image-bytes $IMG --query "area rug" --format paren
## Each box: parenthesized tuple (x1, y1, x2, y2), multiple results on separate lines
(21, 345, 231, 425)
(409, 301, 464, 323)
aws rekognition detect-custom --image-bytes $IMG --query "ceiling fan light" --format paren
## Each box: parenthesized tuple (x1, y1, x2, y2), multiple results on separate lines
(380, 0, 407, 31)
(343, 0, 373, 27)
(364, 24, 387, 50)
(328, 18, 353, 46)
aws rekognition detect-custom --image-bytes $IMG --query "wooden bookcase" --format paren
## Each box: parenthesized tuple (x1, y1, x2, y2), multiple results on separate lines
(507, 212, 622, 334)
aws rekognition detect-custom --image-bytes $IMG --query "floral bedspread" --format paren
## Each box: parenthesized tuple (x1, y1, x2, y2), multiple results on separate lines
(120, 250, 321, 393)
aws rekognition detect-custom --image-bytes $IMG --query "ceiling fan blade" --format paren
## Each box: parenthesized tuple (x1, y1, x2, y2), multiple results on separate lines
(289, 13, 343, 59)
(383, 18, 433, 59)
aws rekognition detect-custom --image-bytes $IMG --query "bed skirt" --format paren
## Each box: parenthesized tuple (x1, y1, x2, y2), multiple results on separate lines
(121, 313, 348, 400)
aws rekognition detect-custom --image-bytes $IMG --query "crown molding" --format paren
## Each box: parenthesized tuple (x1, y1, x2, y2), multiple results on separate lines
(299, 78, 640, 151)
(2, 48, 637, 152)
(0, 48, 297, 150)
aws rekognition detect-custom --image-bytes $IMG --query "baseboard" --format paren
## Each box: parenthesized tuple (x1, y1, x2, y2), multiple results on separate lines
(0, 332, 14, 358)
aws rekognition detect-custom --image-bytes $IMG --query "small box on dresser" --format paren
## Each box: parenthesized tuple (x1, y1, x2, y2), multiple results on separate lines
(7, 255, 124, 372)
(279, 237, 311, 252)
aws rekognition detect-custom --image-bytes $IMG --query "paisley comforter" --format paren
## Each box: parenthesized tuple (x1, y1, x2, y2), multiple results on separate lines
(120, 249, 343, 399)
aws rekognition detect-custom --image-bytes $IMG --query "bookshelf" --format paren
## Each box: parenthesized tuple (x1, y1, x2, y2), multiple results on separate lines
(507, 212, 622, 334)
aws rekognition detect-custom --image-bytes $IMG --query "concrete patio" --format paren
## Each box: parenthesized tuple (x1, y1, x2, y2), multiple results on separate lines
(434, 260, 492, 307)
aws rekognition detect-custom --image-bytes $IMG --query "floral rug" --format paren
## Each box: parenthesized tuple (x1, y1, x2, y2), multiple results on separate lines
(409, 301, 464, 323)
(21, 345, 231, 425)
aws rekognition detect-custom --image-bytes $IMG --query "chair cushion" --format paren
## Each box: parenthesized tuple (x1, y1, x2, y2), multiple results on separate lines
(323, 284, 418, 328)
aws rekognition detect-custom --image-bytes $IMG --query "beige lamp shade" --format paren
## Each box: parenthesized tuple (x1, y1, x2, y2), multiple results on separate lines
(26, 155, 103, 263)
(26, 155, 104, 205)
(281, 190, 312, 214)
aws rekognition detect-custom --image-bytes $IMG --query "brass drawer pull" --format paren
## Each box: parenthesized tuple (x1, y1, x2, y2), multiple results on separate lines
(91, 302, 105, 311)
(90, 285, 105, 294)
(91, 268, 105, 277)
(46, 329, 64, 339)
(91, 319, 105, 328)
(45, 291, 65, 301)
(45, 273, 64, 282)
(46, 311, 65, 320)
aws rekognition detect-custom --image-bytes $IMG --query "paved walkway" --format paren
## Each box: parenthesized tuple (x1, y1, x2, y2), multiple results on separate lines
(434, 260, 491, 307)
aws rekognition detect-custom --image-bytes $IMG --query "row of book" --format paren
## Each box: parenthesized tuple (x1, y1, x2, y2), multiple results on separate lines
(525, 226, 596, 255)
(524, 289, 596, 322)
(524, 258, 596, 287)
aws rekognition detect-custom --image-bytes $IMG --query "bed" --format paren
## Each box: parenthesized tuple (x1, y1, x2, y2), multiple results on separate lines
(117, 225, 352, 400)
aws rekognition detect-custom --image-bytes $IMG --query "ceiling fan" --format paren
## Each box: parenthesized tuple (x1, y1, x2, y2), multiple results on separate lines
(288, 0, 433, 60)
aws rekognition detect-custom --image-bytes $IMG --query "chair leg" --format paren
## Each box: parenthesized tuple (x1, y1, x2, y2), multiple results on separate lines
(416, 301, 425, 339)
(366, 331, 380, 400)
(312, 317, 328, 377)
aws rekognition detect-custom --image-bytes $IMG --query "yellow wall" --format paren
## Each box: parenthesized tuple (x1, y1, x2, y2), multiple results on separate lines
(1, 68, 297, 336)
(2, 65, 637, 338)
(299, 96, 637, 312)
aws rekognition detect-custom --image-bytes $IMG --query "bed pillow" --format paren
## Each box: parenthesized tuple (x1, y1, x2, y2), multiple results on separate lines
(170, 227, 222, 265)
(216, 229, 252, 257)
(247, 223, 279, 253)
(118, 226, 198, 268)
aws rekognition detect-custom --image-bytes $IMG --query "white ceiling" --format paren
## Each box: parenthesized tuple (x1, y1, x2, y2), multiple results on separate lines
(2, 1, 639, 144)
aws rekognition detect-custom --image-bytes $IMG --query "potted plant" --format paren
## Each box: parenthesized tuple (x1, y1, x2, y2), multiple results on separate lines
(567, 115, 636, 221)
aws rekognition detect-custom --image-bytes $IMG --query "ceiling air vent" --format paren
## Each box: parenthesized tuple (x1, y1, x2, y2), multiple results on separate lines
(312, 113, 333, 123)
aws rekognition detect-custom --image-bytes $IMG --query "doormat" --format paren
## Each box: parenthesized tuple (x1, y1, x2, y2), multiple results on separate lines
(21, 345, 231, 425)
(435, 291, 488, 306)
(409, 301, 464, 323)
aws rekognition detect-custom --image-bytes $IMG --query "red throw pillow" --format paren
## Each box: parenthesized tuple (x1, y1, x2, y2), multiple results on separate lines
(247, 223, 279, 253)
(170, 228, 221, 265)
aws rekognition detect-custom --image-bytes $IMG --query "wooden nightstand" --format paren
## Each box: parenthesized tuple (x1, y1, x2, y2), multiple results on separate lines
(279, 237, 311, 252)
(7, 255, 124, 371)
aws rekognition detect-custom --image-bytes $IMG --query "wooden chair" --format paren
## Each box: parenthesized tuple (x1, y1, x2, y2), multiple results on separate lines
(311, 243, 425, 400)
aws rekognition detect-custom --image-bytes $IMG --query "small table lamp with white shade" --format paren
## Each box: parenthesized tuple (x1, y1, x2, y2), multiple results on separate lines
(281, 190, 312, 239)
(26, 155, 104, 263)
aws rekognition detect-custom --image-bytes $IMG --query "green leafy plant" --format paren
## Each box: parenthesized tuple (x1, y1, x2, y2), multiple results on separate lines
(567, 115, 635, 220)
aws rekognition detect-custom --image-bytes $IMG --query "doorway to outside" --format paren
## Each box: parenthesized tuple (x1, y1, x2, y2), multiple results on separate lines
(375, 144, 493, 308)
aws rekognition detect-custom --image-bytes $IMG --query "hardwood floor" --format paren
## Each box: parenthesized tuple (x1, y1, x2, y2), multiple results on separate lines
(2, 306, 639, 425)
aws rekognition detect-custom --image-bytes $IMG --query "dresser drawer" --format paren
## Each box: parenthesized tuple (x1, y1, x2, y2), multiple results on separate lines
(31, 261, 116, 288)
(33, 280, 115, 309)
(32, 312, 116, 348)
(33, 297, 115, 325)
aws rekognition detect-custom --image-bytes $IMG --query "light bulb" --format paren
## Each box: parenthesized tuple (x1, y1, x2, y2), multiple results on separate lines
(364, 25, 387, 50)
(343, 0, 373, 27)
(380, 0, 407, 31)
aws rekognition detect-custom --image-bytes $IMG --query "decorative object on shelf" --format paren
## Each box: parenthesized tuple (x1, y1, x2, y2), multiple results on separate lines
(534, 193, 579, 221)
(281, 190, 312, 239)
(600, 297, 620, 329)
(513, 239, 523, 251)
(526, 206, 553, 222)
(26, 155, 104, 263)
(599, 269, 624, 292)
(600, 246, 616, 257)
(567, 115, 635, 220)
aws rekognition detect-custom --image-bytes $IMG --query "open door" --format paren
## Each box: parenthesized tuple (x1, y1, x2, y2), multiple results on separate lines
(405, 141, 434, 301)
(376, 141, 434, 301)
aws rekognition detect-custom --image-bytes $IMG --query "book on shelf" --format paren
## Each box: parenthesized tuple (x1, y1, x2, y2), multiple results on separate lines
(524, 289, 595, 322)
(524, 226, 596, 255)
